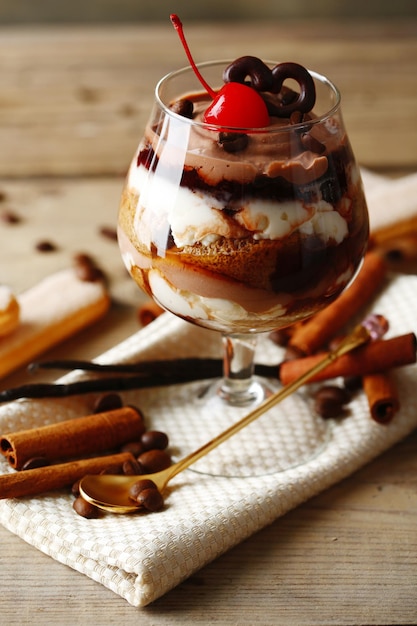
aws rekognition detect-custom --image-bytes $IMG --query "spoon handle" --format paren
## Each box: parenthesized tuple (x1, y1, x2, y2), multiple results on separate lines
(166, 323, 371, 480)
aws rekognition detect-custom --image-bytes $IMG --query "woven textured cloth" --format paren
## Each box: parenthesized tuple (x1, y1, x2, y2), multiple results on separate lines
(0, 274, 416, 606)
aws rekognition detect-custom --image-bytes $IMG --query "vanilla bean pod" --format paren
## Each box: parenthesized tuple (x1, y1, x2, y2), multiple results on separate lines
(0, 362, 277, 403)
(28, 357, 224, 375)
(29, 358, 278, 380)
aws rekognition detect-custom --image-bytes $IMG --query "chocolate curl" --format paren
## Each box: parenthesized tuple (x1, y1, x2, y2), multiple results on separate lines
(0, 452, 135, 499)
(279, 333, 416, 386)
(362, 373, 400, 424)
(288, 251, 387, 355)
(0, 406, 144, 470)
(137, 300, 165, 327)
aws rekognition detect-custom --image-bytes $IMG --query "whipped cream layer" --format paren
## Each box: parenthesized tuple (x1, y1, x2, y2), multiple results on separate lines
(128, 157, 353, 250)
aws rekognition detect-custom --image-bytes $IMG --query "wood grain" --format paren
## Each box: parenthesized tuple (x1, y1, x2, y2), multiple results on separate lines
(0, 19, 416, 625)
(0, 21, 415, 177)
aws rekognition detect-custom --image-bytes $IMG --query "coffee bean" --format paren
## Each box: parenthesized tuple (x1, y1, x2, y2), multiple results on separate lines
(73, 496, 99, 519)
(35, 240, 57, 252)
(1, 209, 20, 224)
(137, 449, 171, 473)
(73, 252, 106, 283)
(93, 393, 123, 413)
(141, 430, 169, 451)
(120, 441, 146, 456)
(122, 458, 142, 475)
(128, 478, 158, 502)
(99, 225, 117, 241)
(74, 261, 105, 282)
(137, 488, 164, 512)
(73, 252, 95, 265)
(343, 376, 363, 393)
(314, 385, 351, 418)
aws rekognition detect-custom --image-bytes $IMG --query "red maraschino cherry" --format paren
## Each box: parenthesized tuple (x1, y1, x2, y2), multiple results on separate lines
(170, 14, 270, 129)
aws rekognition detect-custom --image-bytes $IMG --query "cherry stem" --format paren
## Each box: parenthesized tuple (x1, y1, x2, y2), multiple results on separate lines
(170, 14, 217, 99)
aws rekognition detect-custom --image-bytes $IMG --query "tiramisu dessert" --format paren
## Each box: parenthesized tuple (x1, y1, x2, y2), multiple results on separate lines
(118, 16, 369, 333)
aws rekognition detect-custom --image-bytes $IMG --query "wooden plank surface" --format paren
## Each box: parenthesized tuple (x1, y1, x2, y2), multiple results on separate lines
(0, 20, 416, 177)
(0, 19, 416, 625)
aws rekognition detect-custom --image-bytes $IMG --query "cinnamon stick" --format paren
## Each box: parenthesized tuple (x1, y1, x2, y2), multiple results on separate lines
(362, 373, 400, 424)
(0, 451, 135, 499)
(288, 251, 387, 354)
(279, 333, 416, 385)
(137, 300, 165, 326)
(369, 215, 417, 249)
(0, 406, 144, 470)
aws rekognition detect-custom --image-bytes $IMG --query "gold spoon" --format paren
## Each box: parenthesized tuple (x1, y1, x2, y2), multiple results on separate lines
(79, 321, 373, 513)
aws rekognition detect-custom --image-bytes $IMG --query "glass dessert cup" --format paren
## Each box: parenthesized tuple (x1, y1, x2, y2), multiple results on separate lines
(118, 60, 369, 413)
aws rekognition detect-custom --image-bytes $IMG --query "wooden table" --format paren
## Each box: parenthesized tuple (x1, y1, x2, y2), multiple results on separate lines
(1, 20, 416, 625)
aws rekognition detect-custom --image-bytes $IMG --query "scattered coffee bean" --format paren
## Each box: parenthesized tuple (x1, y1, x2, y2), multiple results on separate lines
(74, 260, 105, 282)
(122, 457, 142, 475)
(1, 209, 21, 224)
(72, 251, 107, 283)
(141, 430, 169, 451)
(73, 252, 95, 265)
(93, 393, 123, 413)
(314, 385, 351, 419)
(73, 496, 99, 518)
(128, 478, 158, 502)
(343, 376, 363, 393)
(137, 449, 171, 473)
(137, 487, 164, 512)
(99, 225, 118, 241)
(35, 240, 57, 253)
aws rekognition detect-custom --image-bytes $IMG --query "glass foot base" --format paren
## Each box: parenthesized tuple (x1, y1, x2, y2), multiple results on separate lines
(200, 376, 275, 407)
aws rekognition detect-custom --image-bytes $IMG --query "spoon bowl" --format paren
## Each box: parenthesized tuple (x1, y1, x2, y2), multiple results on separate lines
(80, 466, 181, 513)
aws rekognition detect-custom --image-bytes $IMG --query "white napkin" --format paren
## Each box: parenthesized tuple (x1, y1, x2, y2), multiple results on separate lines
(0, 270, 416, 606)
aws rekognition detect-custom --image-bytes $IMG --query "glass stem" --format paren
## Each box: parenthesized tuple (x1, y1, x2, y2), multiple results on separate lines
(218, 333, 264, 406)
